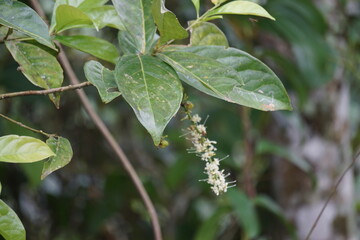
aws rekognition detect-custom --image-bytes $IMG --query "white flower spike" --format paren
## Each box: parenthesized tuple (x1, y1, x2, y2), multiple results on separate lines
(182, 101, 235, 195)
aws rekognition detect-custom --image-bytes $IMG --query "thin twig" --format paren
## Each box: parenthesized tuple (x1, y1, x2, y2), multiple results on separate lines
(305, 151, 360, 240)
(0, 82, 92, 100)
(29, 0, 162, 239)
(0, 113, 53, 137)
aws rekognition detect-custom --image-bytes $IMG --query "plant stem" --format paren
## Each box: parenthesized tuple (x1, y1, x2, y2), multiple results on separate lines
(240, 107, 256, 198)
(0, 113, 53, 138)
(29, 1, 162, 239)
(0, 82, 91, 100)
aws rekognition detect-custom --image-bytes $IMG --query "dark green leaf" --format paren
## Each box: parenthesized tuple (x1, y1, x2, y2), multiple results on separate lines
(227, 189, 260, 238)
(254, 195, 296, 239)
(115, 55, 183, 145)
(256, 140, 310, 172)
(194, 208, 228, 240)
(169, 45, 292, 111)
(205, 0, 275, 20)
(152, 0, 188, 45)
(0, 135, 54, 163)
(112, 0, 156, 54)
(84, 60, 121, 103)
(0, 0, 55, 49)
(41, 137, 73, 180)
(54, 5, 94, 33)
(55, 35, 119, 64)
(84, 6, 125, 30)
(190, 22, 228, 47)
(157, 51, 245, 104)
(0, 199, 25, 240)
(5, 41, 64, 107)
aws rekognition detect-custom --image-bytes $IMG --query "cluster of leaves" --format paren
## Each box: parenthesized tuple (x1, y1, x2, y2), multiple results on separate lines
(0, 0, 293, 239)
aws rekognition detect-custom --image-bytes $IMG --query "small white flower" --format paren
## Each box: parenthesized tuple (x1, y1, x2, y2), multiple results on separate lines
(196, 124, 206, 134)
(185, 111, 234, 195)
(192, 114, 202, 123)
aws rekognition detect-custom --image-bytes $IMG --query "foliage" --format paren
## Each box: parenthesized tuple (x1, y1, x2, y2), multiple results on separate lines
(0, 0, 302, 239)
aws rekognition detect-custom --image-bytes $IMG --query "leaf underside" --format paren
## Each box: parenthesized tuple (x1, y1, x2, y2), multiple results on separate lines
(84, 60, 121, 103)
(41, 137, 73, 180)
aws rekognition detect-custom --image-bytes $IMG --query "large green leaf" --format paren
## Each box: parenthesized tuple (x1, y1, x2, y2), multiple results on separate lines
(152, 0, 188, 45)
(5, 41, 64, 107)
(41, 137, 73, 180)
(84, 60, 121, 103)
(54, 5, 94, 33)
(190, 22, 228, 47)
(0, 135, 54, 163)
(228, 189, 260, 239)
(0, 199, 25, 240)
(205, 0, 275, 21)
(168, 45, 292, 111)
(84, 6, 125, 30)
(112, 0, 156, 54)
(157, 51, 245, 104)
(0, 0, 55, 49)
(55, 35, 119, 64)
(115, 55, 183, 145)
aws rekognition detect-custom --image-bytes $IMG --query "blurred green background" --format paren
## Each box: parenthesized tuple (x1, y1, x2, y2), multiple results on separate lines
(1, 0, 360, 239)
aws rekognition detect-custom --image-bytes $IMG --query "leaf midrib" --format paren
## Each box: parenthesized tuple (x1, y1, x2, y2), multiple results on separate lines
(137, 55, 156, 128)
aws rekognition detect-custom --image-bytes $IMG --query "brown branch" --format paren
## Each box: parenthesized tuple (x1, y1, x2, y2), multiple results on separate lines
(0, 113, 53, 137)
(29, 0, 162, 239)
(0, 82, 91, 100)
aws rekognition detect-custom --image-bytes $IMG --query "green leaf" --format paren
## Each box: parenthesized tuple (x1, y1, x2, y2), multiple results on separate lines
(152, 0, 188, 45)
(55, 35, 119, 64)
(84, 60, 121, 103)
(227, 189, 260, 239)
(190, 22, 228, 47)
(54, 5, 94, 33)
(0, 199, 25, 240)
(84, 6, 125, 30)
(205, 0, 275, 21)
(157, 51, 245, 105)
(194, 208, 228, 240)
(115, 55, 183, 145)
(41, 137, 73, 180)
(254, 195, 296, 239)
(112, 0, 156, 54)
(256, 140, 310, 172)
(0, 0, 55, 49)
(191, 0, 200, 17)
(0, 135, 54, 163)
(117, 31, 139, 54)
(5, 41, 64, 108)
(169, 45, 292, 111)
(77, 0, 108, 10)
